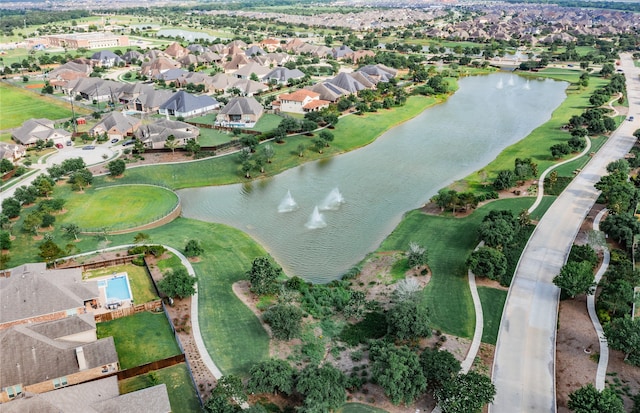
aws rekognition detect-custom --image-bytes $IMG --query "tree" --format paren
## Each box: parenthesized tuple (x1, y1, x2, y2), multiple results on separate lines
(553, 261, 595, 298)
(420, 347, 461, 389)
(22, 211, 42, 235)
(386, 297, 432, 341)
(133, 232, 150, 244)
(263, 303, 303, 340)
(41, 213, 55, 228)
(33, 175, 55, 197)
(568, 384, 625, 413)
(370, 341, 427, 405)
(296, 364, 347, 412)
(319, 130, 334, 147)
(467, 246, 507, 281)
(261, 144, 275, 163)
(62, 223, 81, 240)
(493, 169, 515, 190)
(14, 185, 38, 205)
(406, 241, 428, 268)
(205, 375, 245, 413)
(240, 135, 259, 152)
(246, 256, 282, 295)
(185, 139, 201, 156)
(0, 159, 14, 174)
(157, 267, 196, 299)
(600, 213, 640, 250)
(477, 217, 514, 248)
(241, 160, 252, 178)
(312, 138, 324, 153)
(0, 230, 11, 250)
(2, 197, 21, 218)
(107, 159, 126, 177)
(604, 316, 640, 366)
(297, 143, 306, 157)
(38, 239, 64, 266)
(164, 136, 179, 153)
(434, 371, 496, 413)
(184, 239, 204, 257)
(247, 359, 295, 396)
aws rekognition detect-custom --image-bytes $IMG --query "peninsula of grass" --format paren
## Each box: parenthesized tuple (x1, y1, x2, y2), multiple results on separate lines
(96, 311, 181, 369)
(478, 286, 508, 345)
(94, 94, 444, 189)
(84, 263, 159, 303)
(59, 184, 178, 233)
(0, 82, 90, 130)
(118, 364, 203, 413)
(461, 71, 610, 192)
(378, 197, 543, 337)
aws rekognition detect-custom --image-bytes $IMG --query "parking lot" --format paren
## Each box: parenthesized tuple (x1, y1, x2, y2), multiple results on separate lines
(47, 144, 115, 166)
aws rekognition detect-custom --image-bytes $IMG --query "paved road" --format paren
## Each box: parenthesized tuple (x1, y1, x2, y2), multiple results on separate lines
(490, 53, 639, 413)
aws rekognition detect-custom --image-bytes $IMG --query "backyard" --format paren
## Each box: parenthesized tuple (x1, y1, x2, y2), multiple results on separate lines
(96, 311, 182, 369)
(84, 263, 159, 304)
(0, 81, 89, 130)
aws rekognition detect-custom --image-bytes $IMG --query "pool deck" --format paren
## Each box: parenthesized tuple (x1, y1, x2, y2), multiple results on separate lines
(87, 272, 134, 314)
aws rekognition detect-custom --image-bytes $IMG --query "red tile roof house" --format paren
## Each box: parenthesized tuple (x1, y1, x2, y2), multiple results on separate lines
(274, 89, 330, 114)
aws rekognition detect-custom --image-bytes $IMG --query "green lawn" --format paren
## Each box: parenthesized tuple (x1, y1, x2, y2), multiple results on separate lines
(478, 287, 508, 345)
(552, 135, 609, 177)
(59, 185, 178, 232)
(96, 95, 442, 189)
(337, 403, 389, 413)
(118, 364, 203, 413)
(0, 82, 89, 130)
(84, 263, 159, 304)
(378, 197, 537, 337)
(196, 127, 235, 147)
(97, 311, 181, 369)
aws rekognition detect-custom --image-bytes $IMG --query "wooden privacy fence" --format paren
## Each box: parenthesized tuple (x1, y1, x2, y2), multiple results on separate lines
(116, 354, 186, 380)
(94, 300, 162, 323)
(62, 255, 137, 271)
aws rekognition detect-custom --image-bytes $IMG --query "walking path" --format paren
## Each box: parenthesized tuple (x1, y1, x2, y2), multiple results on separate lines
(490, 53, 638, 413)
(590, 209, 610, 390)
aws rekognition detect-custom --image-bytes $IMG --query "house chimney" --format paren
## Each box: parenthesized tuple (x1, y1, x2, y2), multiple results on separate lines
(76, 347, 87, 371)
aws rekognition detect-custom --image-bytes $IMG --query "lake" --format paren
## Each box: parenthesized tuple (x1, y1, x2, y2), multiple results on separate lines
(179, 72, 568, 283)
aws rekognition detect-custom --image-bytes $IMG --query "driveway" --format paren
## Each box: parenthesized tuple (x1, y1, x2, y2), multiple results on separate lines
(490, 53, 639, 413)
(47, 145, 115, 166)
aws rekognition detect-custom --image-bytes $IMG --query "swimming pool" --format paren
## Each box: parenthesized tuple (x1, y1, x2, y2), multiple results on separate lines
(97, 275, 133, 303)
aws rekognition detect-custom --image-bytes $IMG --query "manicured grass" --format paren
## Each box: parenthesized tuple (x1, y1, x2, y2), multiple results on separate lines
(378, 197, 537, 337)
(0, 82, 89, 130)
(337, 403, 389, 413)
(96, 311, 181, 369)
(84, 263, 159, 303)
(478, 287, 508, 345)
(195, 128, 233, 147)
(60, 185, 178, 232)
(118, 364, 203, 413)
(97, 95, 441, 189)
(462, 73, 610, 191)
(552, 135, 609, 177)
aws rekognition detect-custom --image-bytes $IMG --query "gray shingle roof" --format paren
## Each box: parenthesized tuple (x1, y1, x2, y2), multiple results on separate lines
(0, 319, 117, 387)
(219, 96, 263, 116)
(0, 263, 98, 325)
(159, 90, 218, 113)
(328, 72, 367, 93)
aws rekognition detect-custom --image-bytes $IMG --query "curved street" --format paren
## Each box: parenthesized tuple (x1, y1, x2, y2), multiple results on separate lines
(490, 53, 639, 412)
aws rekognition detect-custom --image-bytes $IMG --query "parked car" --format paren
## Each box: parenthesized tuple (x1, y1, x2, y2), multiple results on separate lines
(83, 145, 95, 150)
(122, 139, 135, 146)
(629, 116, 634, 122)
(55, 143, 63, 149)
(66, 141, 72, 146)
(110, 138, 119, 144)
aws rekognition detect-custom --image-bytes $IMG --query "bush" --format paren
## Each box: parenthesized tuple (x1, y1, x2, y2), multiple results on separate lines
(339, 311, 387, 346)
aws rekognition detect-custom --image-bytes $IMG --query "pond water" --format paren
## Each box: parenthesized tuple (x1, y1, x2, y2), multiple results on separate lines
(179, 73, 568, 283)
(156, 29, 220, 42)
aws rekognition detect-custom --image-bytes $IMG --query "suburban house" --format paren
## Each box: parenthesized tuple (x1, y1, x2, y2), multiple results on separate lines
(263, 67, 306, 85)
(153, 67, 188, 82)
(233, 61, 271, 80)
(229, 78, 269, 97)
(0, 142, 26, 163)
(126, 89, 174, 113)
(245, 45, 266, 57)
(176, 71, 217, 91)
(140, 57, 181, 78)
(11, 119, 71, 148)
(47, 61, 91, 88)
(358, 64, 397, 83)
(344, 49, 375, 62)
(89, 112, 141, 140)
(0, 376, 171, 413)
(305, 82, 351, 102)
(216, 96, 264, 128)
(331, 45, 355, 60)
(122, 49, 142, 64)
(259, 38, 281, 52)
(164, 42, 190, 59)
(328, 72, 368, 93)
(90, 50, 123, 68)
(117, 83, 154, 107)
(273, 89, 330, 114)
(66, 77, 121, 103)
(0, 263, 98, 330)
(136, 119, 200, 149)
(0, 314, 119, 403)
(223, 54, 251, 73)
(159, 90, 220, 118)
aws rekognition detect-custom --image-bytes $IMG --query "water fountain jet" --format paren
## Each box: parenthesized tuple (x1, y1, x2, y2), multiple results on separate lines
(305, 206, 326, 229)
(319, 188, 345, 211)
(278, 190, 298, 212)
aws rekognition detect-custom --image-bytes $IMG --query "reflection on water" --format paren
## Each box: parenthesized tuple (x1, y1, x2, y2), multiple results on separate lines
(179, 73, 568, 283)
